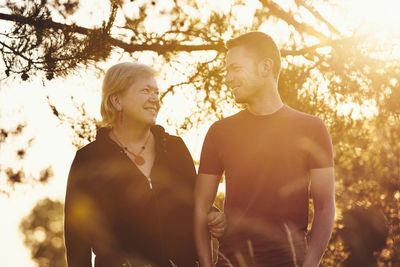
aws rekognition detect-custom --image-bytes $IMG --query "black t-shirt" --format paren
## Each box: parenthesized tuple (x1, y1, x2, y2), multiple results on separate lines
(199, 105, 333, 266)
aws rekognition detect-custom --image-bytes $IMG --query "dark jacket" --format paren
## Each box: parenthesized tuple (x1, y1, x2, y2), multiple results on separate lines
(64, 126, 198, 267)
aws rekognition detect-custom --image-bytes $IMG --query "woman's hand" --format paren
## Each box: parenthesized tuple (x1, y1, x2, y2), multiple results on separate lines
(207, 211, 226, 239)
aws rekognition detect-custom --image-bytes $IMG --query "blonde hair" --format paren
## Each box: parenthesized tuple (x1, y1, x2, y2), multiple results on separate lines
(99, 62, 155, 128)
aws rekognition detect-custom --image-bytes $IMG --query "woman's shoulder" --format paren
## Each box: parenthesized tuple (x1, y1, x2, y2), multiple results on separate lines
(73, 128, 114, 165)
(151, 124, 183, 146)
(152, 124, 193, 156)
(75, 139, 103, 159)
(152, 125, 196, 178)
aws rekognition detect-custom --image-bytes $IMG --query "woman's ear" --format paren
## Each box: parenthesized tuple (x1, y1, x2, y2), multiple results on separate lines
(110, 93, 122, 111)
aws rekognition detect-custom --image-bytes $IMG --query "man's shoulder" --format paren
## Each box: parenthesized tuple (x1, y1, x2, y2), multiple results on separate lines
(284, 106, 325, 125)
(210, 110, 244, 129)
(284, 105, 315, 118)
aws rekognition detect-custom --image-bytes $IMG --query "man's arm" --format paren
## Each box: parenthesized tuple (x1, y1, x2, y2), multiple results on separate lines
(194, 173, 221, 267)
(303, 167, 335, 267)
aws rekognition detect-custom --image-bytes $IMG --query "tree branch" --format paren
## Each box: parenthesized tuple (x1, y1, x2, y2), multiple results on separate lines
(281, 36, 361, 56)
(294, 0, 342, 37)
(0, 12, 226, 54)
(259, 0, 332, 43)
(0, 12, 90, 35)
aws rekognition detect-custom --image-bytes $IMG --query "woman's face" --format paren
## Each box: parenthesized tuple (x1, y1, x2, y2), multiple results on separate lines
(118, 75, 160, 126)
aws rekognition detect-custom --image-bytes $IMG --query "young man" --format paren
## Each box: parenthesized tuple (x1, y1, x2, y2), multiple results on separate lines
(194, 32, 335, 267)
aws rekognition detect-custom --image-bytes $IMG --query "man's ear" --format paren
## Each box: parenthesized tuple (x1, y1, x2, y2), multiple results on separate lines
(259, 58, 273, 77)
(110, 93, 122, 111)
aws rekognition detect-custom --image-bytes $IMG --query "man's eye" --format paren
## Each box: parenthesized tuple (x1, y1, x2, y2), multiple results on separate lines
(142, 88, 150, 93)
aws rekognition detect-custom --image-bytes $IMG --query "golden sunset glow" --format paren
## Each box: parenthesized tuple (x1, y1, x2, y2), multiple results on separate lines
(1, 0, 399, 266)
(346, 0, 400, 32)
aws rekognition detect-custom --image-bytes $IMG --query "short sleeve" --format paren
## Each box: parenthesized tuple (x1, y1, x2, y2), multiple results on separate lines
(198, 123, 224, 175)
(307, 118, 334, 170)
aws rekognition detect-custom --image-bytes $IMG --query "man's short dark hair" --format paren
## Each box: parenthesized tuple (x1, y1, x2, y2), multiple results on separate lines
(226, 31, 281, 80)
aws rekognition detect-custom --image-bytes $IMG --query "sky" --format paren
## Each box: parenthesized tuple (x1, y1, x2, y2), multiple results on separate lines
(1, 0, 400, 266)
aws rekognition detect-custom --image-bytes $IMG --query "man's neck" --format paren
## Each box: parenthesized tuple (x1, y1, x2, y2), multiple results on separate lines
(247, 84, 284, 116)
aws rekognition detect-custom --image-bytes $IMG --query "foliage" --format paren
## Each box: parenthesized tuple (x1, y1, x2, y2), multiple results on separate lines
(20, 198, 66, 267)
(0, 123, 53, 194)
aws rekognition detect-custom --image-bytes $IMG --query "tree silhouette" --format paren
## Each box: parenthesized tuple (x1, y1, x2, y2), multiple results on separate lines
(340, 205, 389, 267)
(20, 198, 66, 267)
(0, 123, 53, 195)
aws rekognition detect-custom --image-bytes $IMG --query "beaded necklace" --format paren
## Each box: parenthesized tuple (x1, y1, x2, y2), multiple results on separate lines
(112, 130, 151, 166)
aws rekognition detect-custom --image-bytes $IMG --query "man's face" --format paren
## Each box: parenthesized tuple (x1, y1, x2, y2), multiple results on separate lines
(225, 46, 264, 104)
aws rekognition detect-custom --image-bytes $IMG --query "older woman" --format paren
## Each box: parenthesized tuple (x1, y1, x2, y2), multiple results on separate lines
(64, 62, 225, 267)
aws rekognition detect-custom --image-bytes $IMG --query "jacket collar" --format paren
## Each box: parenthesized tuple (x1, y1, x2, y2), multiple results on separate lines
(95, 125, 169, 153)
